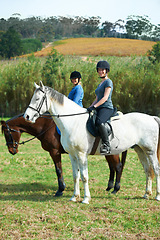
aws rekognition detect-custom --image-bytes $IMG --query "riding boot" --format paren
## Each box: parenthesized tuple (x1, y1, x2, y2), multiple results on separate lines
(98, 123, 111, 154)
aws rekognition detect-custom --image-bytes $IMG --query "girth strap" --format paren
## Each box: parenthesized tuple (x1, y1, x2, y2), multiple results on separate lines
(90, 136, 101, 155)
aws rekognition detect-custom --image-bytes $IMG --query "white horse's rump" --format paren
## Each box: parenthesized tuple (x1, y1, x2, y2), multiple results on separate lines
(24, 82, 160, 203)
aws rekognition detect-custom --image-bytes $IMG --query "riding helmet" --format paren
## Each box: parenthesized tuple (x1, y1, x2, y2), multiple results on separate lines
(96, 60, 110, 72)
(70, 71, 81, 80)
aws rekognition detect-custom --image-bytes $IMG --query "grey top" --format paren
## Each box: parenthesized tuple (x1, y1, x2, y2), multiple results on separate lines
(95, 78, 113, 109)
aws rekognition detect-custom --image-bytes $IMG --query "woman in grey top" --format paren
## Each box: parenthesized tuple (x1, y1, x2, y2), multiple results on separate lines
(87, 60, 114, 154)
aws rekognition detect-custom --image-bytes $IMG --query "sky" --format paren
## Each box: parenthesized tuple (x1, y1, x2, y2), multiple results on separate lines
(0, 0, 160, 25)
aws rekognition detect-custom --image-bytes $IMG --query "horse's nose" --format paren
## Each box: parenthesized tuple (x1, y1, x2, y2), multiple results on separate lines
(24, 114, 30, 121)
(9, 148, 17, 155)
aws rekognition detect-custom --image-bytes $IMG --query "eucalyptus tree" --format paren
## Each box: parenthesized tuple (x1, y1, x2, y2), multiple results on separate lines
(125, 15, 153, 39)
(102, 21, 114, 37)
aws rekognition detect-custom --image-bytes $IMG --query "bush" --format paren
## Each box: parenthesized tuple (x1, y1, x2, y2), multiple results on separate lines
(41, 49, 64, 88)
(147, 41, 160, 63)
(22, 38, 42, 54)
(0, 56, 43, 116)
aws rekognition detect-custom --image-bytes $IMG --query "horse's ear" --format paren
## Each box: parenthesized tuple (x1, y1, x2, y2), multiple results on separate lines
(34, 82, 39, 89)
(1, 120, 6, 134)
(40, 81, 45, 90)
(1, 120, 5, 125)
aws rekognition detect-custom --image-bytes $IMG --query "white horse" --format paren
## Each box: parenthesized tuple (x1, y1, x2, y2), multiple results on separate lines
(24, 82, 160, 204)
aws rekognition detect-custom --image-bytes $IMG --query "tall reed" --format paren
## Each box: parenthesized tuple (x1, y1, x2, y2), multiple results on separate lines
(0, 54, 160, 117)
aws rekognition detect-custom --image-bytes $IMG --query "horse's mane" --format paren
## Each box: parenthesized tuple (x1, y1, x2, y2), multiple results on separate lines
(45, 86, 64, 105)
(1, 113, 24, 134)
(6, 113, 24, 123)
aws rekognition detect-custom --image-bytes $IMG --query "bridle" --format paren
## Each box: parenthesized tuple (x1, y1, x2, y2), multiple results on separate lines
(3, 123, 20, 148)
(27, 87, 88, 118)
(28, 88, 48, 116)
(3, 120, 55, 147)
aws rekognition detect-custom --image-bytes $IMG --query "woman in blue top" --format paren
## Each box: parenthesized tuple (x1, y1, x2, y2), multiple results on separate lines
(56, 71, 84, 135)
(68, 71, 84, 107)
(87, 61, 114, 154)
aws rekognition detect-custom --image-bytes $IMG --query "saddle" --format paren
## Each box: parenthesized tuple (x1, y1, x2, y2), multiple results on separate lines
(86, 107, 122, 137)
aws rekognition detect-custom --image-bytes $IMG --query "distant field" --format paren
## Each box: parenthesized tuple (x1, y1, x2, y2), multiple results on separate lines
(33, 38, 156, 57)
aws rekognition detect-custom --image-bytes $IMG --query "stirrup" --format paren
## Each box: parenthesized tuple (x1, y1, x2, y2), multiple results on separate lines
(100, 143, 111, 154)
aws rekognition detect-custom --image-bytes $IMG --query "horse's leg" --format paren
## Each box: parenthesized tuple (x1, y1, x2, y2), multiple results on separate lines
(134, 146, 154, 199)
(147, 152, 160, 201)
(78, 152, 91, 204)
(105, 152, 127, 194)
(105, 155, 116, 191)
(112, 151, 127, 194)
(49, 151, 66, 196)
(69, 154, 80, 202)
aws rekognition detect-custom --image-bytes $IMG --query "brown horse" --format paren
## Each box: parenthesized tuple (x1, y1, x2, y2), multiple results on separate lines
(1, 114, 127, 196)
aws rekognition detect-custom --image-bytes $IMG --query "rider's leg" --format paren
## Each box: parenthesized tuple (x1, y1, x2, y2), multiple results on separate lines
(96, 108, 114, 155)
(98, 123, 111, 154)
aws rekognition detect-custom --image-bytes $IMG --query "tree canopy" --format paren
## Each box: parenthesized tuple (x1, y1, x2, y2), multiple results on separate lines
(0, 14, 159, 41)
(0, 27, 22, 58)
(0, 14, 159, 59)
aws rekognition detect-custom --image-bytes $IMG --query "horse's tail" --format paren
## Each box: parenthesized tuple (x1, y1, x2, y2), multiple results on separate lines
(154, 116, 160, 164)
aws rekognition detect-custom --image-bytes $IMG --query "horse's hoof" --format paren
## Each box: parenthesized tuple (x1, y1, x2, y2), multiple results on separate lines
(55, 190, 63, 197)
(69, 195, 80, 202)
(155, 194, 160, 201)
(106, 187, 112, 191)
(111, 183, 120, 194)
(143, 190, 152, 200)
(143, 194, 149, 200)
(106, 181, 114, 191)
(82, 197, 91, 204)
(111, 189, 118, 194)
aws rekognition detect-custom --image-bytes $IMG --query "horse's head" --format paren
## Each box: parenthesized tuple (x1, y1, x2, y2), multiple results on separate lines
(24, 81, 48, 123)
(1, 120, 21, 155)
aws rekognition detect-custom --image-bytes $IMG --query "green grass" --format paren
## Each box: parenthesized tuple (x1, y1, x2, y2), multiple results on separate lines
(0, 132, 160, 239)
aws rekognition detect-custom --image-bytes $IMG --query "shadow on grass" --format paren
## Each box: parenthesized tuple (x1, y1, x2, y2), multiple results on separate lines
(0, 182, 72, 202)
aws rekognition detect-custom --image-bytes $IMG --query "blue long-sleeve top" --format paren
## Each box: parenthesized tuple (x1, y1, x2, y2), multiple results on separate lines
(56, 84, 84, 135)
(68, 84, 84, 107)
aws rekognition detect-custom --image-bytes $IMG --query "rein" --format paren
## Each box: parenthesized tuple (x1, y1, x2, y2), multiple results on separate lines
(18, 124, 55, 145)
(41, 112, 89, 118)
(27, 87, 89, 118)
(3, 122, 55, 146)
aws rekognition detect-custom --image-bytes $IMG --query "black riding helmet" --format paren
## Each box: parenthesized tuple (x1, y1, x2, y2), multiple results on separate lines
(70, 71, 81, 82)
(96, 60, 110, 72)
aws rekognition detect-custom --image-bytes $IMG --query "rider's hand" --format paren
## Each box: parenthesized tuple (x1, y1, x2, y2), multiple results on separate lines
(87, 106, 96, 112)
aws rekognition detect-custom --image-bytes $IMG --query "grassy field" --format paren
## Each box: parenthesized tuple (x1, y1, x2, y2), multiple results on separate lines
(32, 38, 156, 57)
(0, 128, 160, 239)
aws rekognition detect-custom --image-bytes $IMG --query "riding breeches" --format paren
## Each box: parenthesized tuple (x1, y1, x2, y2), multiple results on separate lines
(95, 107, 114, 126)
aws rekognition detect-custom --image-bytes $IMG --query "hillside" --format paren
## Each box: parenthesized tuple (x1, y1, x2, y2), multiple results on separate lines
(33, 38, 156, 57)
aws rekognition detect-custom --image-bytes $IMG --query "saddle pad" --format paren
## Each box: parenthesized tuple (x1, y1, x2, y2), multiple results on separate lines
(87, 110, 123, 137)
(86, 111, 99, 137)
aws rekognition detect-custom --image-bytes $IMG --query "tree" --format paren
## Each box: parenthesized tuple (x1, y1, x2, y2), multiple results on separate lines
(102, 21, 113, 37)
(0, 18, 8, 32)
(82, 16, 101, 36)
(0, 27, 22, 59)
(37, 24, 54, 42)
(125, 15, 153, 39)
(151, 24, 160, 41)
(114, 19, 125, 37)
